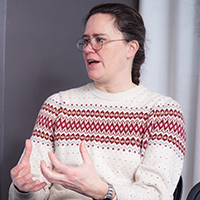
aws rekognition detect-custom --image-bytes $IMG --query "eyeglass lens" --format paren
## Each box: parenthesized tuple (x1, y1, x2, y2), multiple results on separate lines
(76, 37, 103, 52)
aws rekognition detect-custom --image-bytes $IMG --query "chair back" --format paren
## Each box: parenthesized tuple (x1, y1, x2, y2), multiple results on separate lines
(186, 182, 200, 200)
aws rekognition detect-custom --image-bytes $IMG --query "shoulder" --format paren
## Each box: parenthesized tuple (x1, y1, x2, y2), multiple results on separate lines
(59, 84, 91, 99)
(139, 87, 185, 133)
(136, 85, 185, 124)
(43, 84, 91, 105)
(139, 85, 182, 111)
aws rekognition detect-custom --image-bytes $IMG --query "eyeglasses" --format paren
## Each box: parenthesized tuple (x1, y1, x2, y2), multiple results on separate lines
(76, 36, 126, 52)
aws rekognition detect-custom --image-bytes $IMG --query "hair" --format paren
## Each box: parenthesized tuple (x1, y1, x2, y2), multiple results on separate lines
(84, 3, 146, 85)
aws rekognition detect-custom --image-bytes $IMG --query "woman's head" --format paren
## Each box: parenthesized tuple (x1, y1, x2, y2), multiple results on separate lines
(84, 3, 146, 85)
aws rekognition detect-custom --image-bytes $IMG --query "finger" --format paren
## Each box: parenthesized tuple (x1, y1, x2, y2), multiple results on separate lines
(18, 180, 47, 193)
(30, 181, 47, 192)
(48, 152, 67, 172)
(40, 160, 62, 184)
(14, 173, 33, 186)
(10, 163, 24, 178)
(40, 160, 57, 178)
(40, 160, 53, 173)
(79, 141, 92, 164)
(21, 139, 32, 163)
(27, 180, 46, 192)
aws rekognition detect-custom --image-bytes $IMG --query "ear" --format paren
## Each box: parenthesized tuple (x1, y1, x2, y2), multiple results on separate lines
(126, 40, 139, 59)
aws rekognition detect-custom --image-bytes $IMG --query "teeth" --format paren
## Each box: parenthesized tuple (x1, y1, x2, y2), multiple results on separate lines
(88, 60, 95, 64)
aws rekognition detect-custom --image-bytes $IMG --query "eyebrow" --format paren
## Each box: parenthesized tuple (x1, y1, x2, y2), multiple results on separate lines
(82, 33, 108, 38)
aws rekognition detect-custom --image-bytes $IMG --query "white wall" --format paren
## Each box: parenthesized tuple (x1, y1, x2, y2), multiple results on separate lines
(139, 0, 200, 199)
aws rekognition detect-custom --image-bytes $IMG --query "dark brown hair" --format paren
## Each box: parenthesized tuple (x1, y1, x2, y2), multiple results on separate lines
(85, 3, 146, 85)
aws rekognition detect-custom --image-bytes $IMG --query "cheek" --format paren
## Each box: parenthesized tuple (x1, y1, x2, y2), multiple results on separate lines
(105, 44, 127, 59)
(100, 48, 117, 65)
(103, 50, 125, 67)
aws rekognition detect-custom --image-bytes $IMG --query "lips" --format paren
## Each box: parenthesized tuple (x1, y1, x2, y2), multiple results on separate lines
(87, 59, 100, 65)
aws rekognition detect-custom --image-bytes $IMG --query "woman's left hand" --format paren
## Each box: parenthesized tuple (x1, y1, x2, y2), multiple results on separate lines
(40, 141, 108, 199)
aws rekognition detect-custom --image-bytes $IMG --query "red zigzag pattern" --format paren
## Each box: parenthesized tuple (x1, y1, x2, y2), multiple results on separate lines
(32, 102, 186, 155)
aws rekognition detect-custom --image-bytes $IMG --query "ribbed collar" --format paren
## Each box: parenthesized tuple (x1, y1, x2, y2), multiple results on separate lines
(87, 82, 146, 101)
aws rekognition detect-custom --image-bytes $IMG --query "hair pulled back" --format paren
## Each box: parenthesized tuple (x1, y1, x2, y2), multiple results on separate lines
(85, 3, 146, 85)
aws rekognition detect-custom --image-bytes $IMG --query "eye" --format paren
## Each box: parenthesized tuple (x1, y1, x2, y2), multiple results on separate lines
(96, 37, 104, 43)
(83, 38, 90, 45)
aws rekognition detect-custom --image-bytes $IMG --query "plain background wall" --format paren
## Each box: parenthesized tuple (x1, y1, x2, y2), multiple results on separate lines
(0, 0, 6, 199)
(0, 0, 138, 199)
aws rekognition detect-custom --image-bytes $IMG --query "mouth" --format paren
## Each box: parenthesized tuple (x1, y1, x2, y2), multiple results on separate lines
(87, 59, 100, 65)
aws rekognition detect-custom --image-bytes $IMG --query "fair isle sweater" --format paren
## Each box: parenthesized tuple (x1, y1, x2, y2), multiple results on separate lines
(9, 83, 186, 200)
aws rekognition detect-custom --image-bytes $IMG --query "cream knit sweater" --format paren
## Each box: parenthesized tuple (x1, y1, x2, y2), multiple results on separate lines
(9, 83, 186, 200)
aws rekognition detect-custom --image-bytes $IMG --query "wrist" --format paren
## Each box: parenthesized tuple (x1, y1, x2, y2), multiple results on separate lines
(112, 189, 116, 200)
(92, 180, 108, 199)
(93, 182, 115, 200)
(14, 184, 29, 194)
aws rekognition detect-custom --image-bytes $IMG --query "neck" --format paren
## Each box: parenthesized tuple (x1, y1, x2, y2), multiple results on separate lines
(94, 81, 137, 93)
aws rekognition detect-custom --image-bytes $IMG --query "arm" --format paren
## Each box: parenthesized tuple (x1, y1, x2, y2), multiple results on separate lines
(10, 140, 47, 192)
(112, 98, 186, 199)
(40, 141, 116, 199)
(9, 94, 60, 200)
(9, 139, 47, 200)
(39, 98, 186, 200)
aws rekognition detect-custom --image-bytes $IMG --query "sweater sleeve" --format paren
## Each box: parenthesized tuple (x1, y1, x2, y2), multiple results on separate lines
(9, 93, 62, 200)
(112, 97, 186, 200)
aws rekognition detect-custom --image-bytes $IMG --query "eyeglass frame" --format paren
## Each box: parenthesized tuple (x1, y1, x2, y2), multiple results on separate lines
(76, 36, 127, 52)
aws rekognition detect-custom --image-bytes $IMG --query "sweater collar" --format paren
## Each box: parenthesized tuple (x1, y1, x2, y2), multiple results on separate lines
(87, 82, 146, 101)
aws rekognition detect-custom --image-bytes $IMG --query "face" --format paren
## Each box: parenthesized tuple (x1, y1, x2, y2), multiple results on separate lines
(83, 13, 136, 90)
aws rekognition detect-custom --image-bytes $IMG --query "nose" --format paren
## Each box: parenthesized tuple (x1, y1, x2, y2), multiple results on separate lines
(83, 42, 95, 53)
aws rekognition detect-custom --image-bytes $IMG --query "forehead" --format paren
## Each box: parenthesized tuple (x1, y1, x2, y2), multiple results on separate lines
(84, 13, 121, 37)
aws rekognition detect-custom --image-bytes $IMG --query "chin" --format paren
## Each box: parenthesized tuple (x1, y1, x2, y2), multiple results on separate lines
(87, 72, 102, 82)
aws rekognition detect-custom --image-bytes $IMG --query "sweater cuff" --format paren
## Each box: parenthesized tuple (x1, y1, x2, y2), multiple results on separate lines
(9, 183, 34, 200)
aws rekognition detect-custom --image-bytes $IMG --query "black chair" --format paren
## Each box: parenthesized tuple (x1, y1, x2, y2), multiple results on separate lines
(173, 176, 183, 200)
(186, 182, 200, 200)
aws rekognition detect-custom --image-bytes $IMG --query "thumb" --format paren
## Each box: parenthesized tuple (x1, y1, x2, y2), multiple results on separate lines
(21, 139, 32, 163)
(79, 141, 92, 164)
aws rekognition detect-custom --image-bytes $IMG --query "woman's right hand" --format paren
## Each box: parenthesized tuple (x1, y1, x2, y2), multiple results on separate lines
(10, 139, 47, 193)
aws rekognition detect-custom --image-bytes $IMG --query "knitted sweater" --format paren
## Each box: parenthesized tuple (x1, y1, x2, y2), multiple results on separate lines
(9, 83, 186, 200)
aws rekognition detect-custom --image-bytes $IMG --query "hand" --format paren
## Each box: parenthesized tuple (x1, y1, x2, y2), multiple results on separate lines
(40, 141, 108, 199)
(10, 139, 47, 193)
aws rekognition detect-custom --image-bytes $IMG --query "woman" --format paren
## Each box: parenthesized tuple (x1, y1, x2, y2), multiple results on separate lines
(9, 3, 186, 200)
